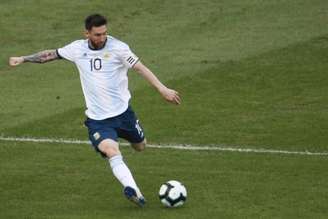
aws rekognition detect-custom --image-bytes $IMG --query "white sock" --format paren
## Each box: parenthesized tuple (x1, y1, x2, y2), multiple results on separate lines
(108, 154, 142, 197)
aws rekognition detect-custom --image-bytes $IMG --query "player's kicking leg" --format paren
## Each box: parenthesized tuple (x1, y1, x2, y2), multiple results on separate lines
(131, 138, 147, 152)
(98, 139, 146, 207)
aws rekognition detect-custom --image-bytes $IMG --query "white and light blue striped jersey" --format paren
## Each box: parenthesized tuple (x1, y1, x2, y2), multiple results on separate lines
(57, 36, 139, 120)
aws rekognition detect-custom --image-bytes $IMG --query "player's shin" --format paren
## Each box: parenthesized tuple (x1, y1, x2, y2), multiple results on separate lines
(108, 154, 142, 197)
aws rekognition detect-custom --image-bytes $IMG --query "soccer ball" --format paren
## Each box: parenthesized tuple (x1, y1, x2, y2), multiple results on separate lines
(159, 180, 187, 207)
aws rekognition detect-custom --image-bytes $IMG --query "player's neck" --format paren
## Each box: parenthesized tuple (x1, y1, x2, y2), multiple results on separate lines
(88, 38, 107, 50)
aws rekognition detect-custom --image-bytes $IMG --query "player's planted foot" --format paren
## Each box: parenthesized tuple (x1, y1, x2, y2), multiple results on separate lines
(124, 186, 146, 207)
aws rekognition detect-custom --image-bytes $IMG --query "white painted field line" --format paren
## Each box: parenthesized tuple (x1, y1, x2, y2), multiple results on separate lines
(0, 136, 327, 156)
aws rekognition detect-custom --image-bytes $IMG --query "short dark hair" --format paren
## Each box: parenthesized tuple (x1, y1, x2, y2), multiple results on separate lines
(85, 14, 107, 31)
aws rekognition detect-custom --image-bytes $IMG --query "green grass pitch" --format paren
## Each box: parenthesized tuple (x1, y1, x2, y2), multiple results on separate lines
(0, 0, 328, 218)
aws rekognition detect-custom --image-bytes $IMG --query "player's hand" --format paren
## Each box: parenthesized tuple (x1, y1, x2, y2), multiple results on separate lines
(159, 87, 181, 105)
(9, 57, 24, 66)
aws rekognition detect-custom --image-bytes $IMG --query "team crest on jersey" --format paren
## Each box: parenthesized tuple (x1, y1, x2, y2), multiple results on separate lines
(103, 52, 111, 60)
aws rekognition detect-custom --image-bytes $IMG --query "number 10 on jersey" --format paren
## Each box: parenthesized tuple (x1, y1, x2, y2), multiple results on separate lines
(90, 58, 102, 71)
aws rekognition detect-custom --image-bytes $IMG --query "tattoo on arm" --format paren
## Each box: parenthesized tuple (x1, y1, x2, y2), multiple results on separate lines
(23, 50, 59, 64)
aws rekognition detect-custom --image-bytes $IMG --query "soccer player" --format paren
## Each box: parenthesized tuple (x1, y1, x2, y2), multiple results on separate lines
(9, 14, 181, 207)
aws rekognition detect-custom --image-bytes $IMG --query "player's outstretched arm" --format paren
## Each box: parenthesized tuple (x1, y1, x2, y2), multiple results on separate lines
(133, 61, 181, 105)
(9, 50, 59, 66)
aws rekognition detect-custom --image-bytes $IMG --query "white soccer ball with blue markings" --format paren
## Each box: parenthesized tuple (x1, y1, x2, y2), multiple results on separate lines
(159, 180, 187, 207)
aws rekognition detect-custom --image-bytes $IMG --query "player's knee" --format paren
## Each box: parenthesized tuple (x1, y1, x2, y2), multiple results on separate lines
(133, 143, 145, 152)
(104, 147, 121, 157)
(98, 139, 121, 157)
(132, 139, 147, 152)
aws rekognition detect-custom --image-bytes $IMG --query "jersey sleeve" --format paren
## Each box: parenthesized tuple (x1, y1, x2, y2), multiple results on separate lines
(57, 41, 78, 62)
(117, 43, 139, 68)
